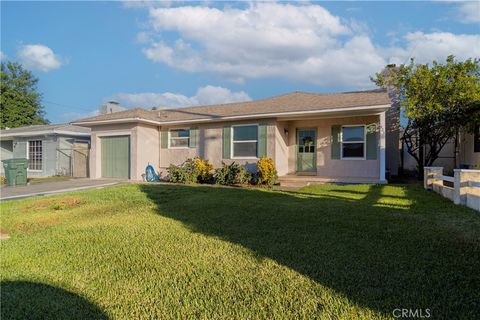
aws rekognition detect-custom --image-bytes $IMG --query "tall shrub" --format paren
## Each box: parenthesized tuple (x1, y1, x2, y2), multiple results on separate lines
(214, 162, 250, 185)
(194, 157, 214, 183)
(167, 158, 198, 184)
(256, 157, 278, 187)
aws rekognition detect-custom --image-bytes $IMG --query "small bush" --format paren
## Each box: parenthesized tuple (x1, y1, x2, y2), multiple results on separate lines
(255, 157, 278, 187)
(167, 157, 214, 184)
(214, 162, 250, 185)
(167, 159, 198, 184)
(194, 157, 214, 183)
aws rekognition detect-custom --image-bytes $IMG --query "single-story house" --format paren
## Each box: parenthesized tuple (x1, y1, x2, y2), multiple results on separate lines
(72, 90, 397, 183)
(0, 124, 91, 178)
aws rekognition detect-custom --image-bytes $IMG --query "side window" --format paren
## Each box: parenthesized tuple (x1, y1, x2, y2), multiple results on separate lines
(341, 126, 365, 159)
(169, 129, 190, 148)
(232, 125, 258, 158)
(28, 140, 43, 170)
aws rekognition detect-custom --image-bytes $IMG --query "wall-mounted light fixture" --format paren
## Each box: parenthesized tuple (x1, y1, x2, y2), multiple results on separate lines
(284, 128, 289, 136)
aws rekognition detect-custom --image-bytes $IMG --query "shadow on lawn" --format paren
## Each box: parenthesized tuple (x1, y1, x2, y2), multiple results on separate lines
(1, 281, 108, 320)
(140, 184, 479, 319)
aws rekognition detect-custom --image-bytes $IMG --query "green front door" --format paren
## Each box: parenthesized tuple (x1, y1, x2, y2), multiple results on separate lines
(101, 136, 130, 179)
(296, 129, 317, 173)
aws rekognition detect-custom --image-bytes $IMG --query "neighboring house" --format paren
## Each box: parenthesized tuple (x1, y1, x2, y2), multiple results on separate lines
(0, 124, 91, 178)
(72, 90, 397, 183)
(401, 125, 480, 174)
(459, 125, 480, 168)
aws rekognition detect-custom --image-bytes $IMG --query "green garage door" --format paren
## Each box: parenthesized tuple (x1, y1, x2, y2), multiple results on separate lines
(101, 136, 130, 179)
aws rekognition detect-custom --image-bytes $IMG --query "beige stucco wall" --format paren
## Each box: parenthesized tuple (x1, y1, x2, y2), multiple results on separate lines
(460, 132, 479, 167)
(135, 124, 160, 180)
(159, 119, 277, 175)
(89, 123, 159, 180)
(281, 116, 380, 179)
(275, 121, 289, 176)
(88, 115, 383, 181)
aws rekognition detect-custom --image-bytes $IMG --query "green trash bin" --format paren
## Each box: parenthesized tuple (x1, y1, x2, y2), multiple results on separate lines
(2, 158, 28, 187)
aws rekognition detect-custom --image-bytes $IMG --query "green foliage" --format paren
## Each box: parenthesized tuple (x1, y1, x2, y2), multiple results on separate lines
(167, 157, 214, 184)
(255, 157, 278, 187)
(0, 62, 49, 129)
(372, 55, 480, 171)
(167, 158, 199, 184)
(194, 157, 214, 183)
(213, 162, 250, 185)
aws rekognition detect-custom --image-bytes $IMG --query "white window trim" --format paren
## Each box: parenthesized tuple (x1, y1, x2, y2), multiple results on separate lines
(231, 123, 259, 160)
(26, 140, 43, 172)
(168, 128, 190, 149)
(340, 125, 366, 160)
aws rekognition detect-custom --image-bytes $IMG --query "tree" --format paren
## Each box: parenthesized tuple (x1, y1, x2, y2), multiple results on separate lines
(0, 61, 49, 129)
(372, 56, 480, 177)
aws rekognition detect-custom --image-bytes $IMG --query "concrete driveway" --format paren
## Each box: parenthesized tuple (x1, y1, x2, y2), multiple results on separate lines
(0, 178, 124, 201)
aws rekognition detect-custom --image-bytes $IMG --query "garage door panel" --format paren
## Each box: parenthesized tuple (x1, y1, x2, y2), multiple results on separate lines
(101, 136, 130, 179)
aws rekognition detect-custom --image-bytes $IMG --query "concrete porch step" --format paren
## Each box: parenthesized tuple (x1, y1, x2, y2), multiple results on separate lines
(278, 175, 387, 188)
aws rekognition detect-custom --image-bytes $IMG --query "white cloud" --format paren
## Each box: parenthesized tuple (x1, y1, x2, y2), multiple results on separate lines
(108, 85, 251, 109)
(136, 2, 480, 88)
(385, 32, 480, 65)
(0, 51, 6, 61)
(457, 1, 480, 23)
(122, 1, 172, 9)
(18, 44, 65, 72)
(62, 110, 99, 122)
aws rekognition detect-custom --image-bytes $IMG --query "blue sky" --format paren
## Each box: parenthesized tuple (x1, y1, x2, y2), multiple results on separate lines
(1, 1, 479, 123)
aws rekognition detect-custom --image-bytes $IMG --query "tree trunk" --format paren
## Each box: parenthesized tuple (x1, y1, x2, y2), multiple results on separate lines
(418, 137, 424, 180)
(453, 129, 459, 169)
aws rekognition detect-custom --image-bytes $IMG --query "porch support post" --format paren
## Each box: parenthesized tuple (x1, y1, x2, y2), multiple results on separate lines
(379, 111, 386, 182)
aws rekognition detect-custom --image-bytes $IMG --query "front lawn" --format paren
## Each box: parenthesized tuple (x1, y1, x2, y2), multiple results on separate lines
(1, 184, 479, 319)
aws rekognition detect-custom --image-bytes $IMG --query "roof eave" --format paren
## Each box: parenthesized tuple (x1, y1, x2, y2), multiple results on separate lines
(71, 104, 391, 127)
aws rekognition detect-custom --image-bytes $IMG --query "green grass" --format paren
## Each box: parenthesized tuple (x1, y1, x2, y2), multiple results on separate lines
(1, 183, 479, 319)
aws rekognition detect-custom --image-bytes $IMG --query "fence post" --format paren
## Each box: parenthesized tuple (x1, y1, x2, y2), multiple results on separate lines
(424, 167, 443, 190)
(454, 169, 464, 205)
(454, 169, 480, 207)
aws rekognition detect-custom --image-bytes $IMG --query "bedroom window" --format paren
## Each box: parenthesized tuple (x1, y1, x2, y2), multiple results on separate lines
(232, 124, 258, 158)
(28, 140, 43, 170)
(169, 129, 189, 148)
(341, 126, 365, 159)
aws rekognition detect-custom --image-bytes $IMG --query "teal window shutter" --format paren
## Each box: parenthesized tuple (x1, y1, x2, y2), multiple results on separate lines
(189, 128, 197, 148)
(223, 126, 231, 159)
(258, 124, 267, 158)
(331, 125, 341, 159)
(366, 124, 377, 160)
(161, 129, 168, 149)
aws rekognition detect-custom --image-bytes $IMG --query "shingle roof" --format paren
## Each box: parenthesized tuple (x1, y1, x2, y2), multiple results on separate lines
(73, 90, 391, 125)
(0, 124, 90, 137)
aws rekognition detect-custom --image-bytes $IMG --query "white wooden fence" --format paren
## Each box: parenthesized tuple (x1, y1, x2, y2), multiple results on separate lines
(424, 167, 480, 212)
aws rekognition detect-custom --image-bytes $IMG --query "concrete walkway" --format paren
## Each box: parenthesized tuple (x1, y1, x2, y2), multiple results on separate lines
(0, 178, 124, 201)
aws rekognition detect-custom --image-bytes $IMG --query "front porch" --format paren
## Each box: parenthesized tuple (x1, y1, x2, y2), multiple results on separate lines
(274, 111, 387, 184)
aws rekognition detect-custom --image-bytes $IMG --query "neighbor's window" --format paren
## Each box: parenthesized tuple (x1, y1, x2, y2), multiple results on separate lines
(28, 140, 43, 170)
(341, 126, 365, 159)
(169, 129, 189, 148)
(474, 124, 479, 153)
(232, 125, 258, 158)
